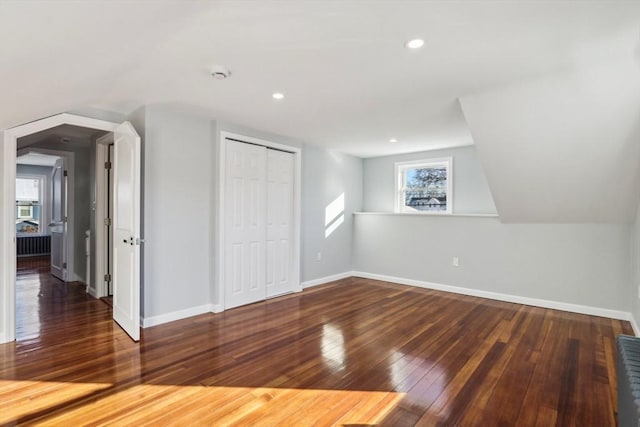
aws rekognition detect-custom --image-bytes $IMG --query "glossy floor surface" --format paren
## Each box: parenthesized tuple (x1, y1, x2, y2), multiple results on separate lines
(1, 257, 633, 425)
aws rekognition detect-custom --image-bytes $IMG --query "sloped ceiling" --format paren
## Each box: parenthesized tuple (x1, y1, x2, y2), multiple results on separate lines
(1, 1, 640, 222)
(460, 59, 640, 223)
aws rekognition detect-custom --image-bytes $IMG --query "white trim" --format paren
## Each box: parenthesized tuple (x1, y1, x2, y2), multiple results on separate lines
(352, 271, 631, 321)
(7, 113, 118, 135)
(212, 304, 223, 313)
(1, 113, 119, 344)
(142, 304, 214, 328)
(353, 212, 499, 218)
(302, 272, 353, 289)
(629, 314, 640, 337)
(394, 157, 453, 215)
(94, 134, 113, 298)
(216, 131, 302, 312)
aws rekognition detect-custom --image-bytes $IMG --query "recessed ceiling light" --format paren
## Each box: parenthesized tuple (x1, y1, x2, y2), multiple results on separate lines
(209, 65, 231, 80)
(389, 138, 398, 143)
(272, 92, 285, 100)
(405, 38, 424, 49)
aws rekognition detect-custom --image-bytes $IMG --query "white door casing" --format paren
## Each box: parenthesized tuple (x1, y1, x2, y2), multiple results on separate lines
(266, 149, 294, 298)
(216, 132, 301, 313)
(1, 113, 121, 344)
(112, 121, 141, 342)
(224, 140, 267, 309)
(50, 157, 67, 281)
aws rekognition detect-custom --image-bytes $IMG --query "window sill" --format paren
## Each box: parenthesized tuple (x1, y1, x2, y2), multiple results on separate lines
(353, 212, 499, 218)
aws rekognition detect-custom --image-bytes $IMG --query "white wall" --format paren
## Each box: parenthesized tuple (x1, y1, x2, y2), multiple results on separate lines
(301, 144, 363, 283)
(133, 108, 364, 319)
(142, 106, 211, 319)
(353, 214, 631, 313)
(363, 145, 496, 214)
(460, 60, 640, 223)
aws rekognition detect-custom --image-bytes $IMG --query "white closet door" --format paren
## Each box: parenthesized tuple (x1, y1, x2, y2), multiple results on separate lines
(266, 149, 294, 298)
(225, 140, 267, 309)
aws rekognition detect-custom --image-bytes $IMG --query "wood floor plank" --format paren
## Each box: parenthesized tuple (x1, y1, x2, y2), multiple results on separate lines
(0, 256, 631, 425)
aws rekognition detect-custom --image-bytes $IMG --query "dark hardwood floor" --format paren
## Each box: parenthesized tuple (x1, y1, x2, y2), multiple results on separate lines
(0, 256, 632, 425)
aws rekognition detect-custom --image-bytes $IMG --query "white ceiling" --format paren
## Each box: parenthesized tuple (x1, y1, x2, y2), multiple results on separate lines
(0, 1, 637, 158)
(1, 1, 639, 222)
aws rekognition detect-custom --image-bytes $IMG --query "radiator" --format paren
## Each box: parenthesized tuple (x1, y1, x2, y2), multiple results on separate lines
(17, 235, 51, 257)
(618, 335, 640, 427)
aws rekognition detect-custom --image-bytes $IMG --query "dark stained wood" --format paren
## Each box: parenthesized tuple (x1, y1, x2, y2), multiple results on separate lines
(0, 256, 632, 425)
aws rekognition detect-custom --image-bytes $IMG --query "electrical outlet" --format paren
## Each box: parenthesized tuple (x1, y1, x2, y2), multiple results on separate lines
(452, 257, 459, 267)
(316, 252, 322, 262)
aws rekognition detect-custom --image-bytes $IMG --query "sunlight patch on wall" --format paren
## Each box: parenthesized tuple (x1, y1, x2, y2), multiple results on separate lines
(325, 193, 345, 238)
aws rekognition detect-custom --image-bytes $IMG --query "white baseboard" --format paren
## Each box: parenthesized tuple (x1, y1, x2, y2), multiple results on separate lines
(211, 304, 223, 313)
(352, 271, 631, 321)
(87, 286, 98, 298)
(301, 271, 353, 289)
(142, 304, 214, 328)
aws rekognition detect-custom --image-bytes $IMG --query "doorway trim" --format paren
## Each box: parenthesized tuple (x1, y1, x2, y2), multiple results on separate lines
(1, 113, 119, 343)
(94, 133, 114, 298)
(214, 131, 302, 313)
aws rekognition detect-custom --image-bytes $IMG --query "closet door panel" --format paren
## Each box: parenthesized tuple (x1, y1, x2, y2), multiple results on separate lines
(266, 149, 295, 298)
(224, 140, 267, 309)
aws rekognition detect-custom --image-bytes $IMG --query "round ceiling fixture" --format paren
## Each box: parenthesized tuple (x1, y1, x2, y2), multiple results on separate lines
(272, 92, 285, 100)
(405, 38, 424, 49)
(389, 138, 398, 143)
(210, 65, 231, 80)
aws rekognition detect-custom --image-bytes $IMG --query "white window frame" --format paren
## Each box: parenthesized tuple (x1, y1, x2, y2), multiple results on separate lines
(16, 174, 47, 236)
(394, 157, 453, 214)
(17, 205, 33, 219)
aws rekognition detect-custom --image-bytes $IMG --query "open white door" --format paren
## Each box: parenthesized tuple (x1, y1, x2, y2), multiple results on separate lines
(50, 157, 67, 281)
(112, 122, 141, 342)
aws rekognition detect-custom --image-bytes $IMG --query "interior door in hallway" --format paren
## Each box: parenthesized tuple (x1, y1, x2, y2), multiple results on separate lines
(266, 149, 294, 298)
(50, 157, 67, 281)
(224, 140, 267, 309)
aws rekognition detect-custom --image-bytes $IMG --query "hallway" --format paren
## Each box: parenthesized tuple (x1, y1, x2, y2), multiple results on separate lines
(15, 256, 111, 340)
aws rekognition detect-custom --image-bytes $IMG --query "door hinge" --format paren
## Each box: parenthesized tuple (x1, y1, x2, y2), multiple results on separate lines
(63, 170, 68, 177)
(104, 274, 112, 282)
(62, 262, 67, 269)
(105, 161, 112, 170)
(104, 218, 112, 226)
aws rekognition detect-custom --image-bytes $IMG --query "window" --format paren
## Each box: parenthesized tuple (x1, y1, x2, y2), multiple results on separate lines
(16, 176, 43, 234)
(395, 157, 452, 214)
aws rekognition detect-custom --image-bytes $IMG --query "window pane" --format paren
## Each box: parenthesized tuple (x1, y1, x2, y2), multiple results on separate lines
(16, 178, 39, 202)
(16, 178, 41, 233)
(404, 166, 448, 212)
